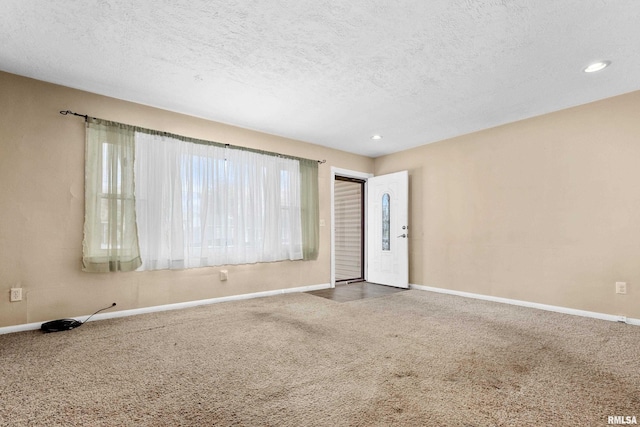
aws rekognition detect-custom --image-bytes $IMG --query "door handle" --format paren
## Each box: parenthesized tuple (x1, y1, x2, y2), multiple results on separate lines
(397, 234, 407, 238)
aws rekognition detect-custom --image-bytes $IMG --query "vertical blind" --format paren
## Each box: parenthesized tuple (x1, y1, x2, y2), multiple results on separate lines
(334, 179, 363, 281)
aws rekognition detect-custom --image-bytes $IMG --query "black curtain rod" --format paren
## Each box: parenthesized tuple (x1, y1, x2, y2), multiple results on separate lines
(60, 110, 90, 120)
(59, 110, 327, 164)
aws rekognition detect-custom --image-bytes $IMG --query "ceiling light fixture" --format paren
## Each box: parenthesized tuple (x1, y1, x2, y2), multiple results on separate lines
(583, 61, 611, 73)
(371, 135, 383, 140)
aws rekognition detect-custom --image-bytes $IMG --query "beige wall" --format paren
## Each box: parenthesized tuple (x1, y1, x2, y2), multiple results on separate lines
(2, 69, 638, 328)
(0, 71, 373, 327)
(375, 91, 640, 318)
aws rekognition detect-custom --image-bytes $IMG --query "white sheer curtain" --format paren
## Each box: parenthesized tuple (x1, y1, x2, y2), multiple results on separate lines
(134, 132, 303, 270)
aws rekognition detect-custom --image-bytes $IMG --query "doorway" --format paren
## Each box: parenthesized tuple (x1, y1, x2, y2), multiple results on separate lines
(330, 167, 409, 289)
(334, 176, 365, 283)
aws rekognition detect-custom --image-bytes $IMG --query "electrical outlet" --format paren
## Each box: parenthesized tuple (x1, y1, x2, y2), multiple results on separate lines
(10, 288, 22, 302)
(615, 282, 627, 294)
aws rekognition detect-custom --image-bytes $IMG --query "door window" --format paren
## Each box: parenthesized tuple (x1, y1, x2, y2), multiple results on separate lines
(382, 193, 390, 251)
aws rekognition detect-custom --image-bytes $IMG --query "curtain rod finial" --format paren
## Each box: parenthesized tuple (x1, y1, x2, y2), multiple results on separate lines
(59, 109, 89, 120)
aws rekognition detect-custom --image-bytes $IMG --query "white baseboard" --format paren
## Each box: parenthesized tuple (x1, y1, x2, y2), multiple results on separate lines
(409, 284, 640, 326)
(0, 283, 332, 335)
(5, 282, 635, 335)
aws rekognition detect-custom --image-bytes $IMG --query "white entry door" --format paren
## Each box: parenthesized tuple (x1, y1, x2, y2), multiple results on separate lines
(366, 170, 409, 288)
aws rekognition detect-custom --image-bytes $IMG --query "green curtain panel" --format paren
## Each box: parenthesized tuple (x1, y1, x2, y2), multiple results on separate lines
(82, 118, 142, 272)
(300, 159, 319, 260)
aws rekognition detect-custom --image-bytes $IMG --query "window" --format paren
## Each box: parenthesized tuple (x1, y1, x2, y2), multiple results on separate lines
(83, 118, 319, 273)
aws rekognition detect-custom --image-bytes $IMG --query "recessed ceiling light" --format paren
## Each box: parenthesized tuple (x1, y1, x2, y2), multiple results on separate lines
(371, 135, 383, 140)
(583, 61, 611, 73)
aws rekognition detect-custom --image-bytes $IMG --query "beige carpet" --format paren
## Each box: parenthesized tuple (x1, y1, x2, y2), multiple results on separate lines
(1, 290, 639, 426)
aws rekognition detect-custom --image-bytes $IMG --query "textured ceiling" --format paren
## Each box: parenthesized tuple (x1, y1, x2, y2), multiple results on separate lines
(1, 1, 639, 157)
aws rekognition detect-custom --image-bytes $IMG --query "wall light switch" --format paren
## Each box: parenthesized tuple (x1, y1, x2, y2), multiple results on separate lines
(615, 282, 627, 294)
(220, 270, 228, 281)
